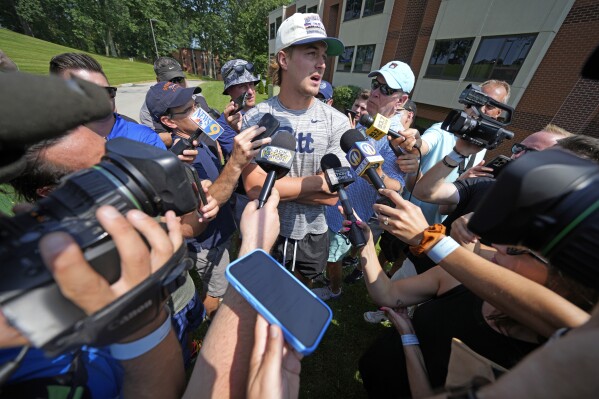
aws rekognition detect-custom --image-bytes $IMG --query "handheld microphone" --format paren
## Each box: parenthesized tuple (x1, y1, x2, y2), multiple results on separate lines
(340, 129, 385, 189)
(340, 129, 396, 208)
(171, 96, 224, 155)
(321, 154, 366, 248)
(256, 131, 296, 208)
(359, 113, 411, 156)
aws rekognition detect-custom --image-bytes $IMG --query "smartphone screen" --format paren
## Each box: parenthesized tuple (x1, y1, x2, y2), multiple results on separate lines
(225, 249, 332, 355)
(252, 113, 281, 143)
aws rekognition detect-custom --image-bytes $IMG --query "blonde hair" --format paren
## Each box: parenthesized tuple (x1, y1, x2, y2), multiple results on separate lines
(269, 47, 295, 87)
(543, 123, 573, 139)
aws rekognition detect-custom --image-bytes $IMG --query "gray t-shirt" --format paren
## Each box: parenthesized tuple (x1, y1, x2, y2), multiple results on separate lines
(243, 97, 350, 240)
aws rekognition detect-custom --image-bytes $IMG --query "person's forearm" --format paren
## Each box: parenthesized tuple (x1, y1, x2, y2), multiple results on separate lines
(121, 311, 185, 399)
(412, 160, 458, 205)
(209, 162, 243, 206)
(404, 345, 434, 398)
(179, 211, 208, 238)
(360, 240, 402, 307)
(438, 247, 590, 336)
(245, 171, 330, 203)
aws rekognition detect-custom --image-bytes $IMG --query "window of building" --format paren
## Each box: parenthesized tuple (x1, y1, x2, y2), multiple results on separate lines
(354, 44, 376, 73)
(337, 46, 355, 72)
(425, 38, 474, 80)
(344, 0, 363, 21)
(269, 23, 276, 40)
(362, 0, 385, 17)
(466, 34, 537, 84)
(275, 16, 282, 32)
(298, 6, 306, 13)
(307, 5, 317, 13)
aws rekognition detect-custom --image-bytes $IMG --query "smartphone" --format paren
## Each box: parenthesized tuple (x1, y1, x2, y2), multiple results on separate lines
(225, 249, 333, 355)
(252, 113, 281, 143)
(230, 92, 247, 115)
(487, 155, 512, 177)
(345, 108, 357, 120)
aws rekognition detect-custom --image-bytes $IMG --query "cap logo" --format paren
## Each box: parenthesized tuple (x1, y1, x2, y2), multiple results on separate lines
(389, 63, 398, 69)
(303, 15, 326, 36)
(320, 82, 327, 89)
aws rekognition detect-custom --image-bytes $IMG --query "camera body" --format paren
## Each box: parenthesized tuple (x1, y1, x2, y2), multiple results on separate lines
(0, 138, 199, 353)
(442, 84, 515, 150)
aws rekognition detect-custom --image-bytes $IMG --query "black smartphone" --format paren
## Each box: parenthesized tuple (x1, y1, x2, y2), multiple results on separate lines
(252, 113, 281, 143)
(345, 108, 357, 119)
(230, 92, 247, 115)
(225, 249, 332, 355)
(487, 155, 512, 177)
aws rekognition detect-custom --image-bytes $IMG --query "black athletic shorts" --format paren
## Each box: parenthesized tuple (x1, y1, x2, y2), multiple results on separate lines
(271, 232, 329, 280)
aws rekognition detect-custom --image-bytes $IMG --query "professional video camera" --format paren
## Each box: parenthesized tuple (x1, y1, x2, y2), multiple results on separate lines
(442, 84, 515, 149)
(0, 138, 199, 355)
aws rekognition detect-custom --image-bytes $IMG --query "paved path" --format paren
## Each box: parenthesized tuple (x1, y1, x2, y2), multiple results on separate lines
(115, 80, 203, 122)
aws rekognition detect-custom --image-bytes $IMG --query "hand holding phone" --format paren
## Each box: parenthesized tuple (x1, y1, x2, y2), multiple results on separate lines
(345, 108, 357, 120)
(225, 249, 332, 355)
(487, 155, 512, 177)
(230, 92, 248, 115)
(252, 113, 281, 143)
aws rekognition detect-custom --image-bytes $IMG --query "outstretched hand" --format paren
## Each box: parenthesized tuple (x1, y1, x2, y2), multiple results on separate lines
(372, 189, 429, 246)
(247, 315, 303, 399)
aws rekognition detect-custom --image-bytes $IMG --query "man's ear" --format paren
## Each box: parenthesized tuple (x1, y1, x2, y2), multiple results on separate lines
(160, 115, 177, 130)
(36, 185, 55, 199)
(278, 51, 289, 71)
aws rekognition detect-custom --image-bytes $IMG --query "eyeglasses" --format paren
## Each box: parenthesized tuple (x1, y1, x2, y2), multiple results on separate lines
(511, 143, 538, 156)
(169, 102, 197, 119)
(506, 247, 548, 265)
(225, 63, 254, 79)
(169, 77, 185, 85)
(105, 86, 117, 99)
(371, 79, 400, 96)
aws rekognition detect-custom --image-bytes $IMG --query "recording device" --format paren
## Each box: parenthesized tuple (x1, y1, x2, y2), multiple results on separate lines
(468, 149, 599, 286)
(340, 129, 395, 208)
(0, 138, 199, 355)
(226, 249, 332, 355)
(486, 155, 512, 177)
(441, 84, 514, 150)
(230, 91, 248, 115)
(170, 96, 223, 155)
(321, 154, 366, 248)
(256, 131, 296, 208)
(253, 113, 281, 143)
(359, 113, 407, 156)
(345, 108, 357, 120)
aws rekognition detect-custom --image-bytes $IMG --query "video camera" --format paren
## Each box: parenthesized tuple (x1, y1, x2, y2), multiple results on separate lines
(0, 138, 199, 355)
(442, 84, 515, 149)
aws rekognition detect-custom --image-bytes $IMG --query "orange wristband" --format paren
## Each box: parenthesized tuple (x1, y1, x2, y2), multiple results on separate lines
(409, 224, 447, 256)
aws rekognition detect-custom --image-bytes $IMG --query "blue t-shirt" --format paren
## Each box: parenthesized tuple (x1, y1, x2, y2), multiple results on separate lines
(406, 122, 486, 224)
(326, 115, 406, 232)
(186, 144, 236, 252)
(1, 346, 123, 399)
(216, 111, 244, 160)
(107, 114, 166, 150)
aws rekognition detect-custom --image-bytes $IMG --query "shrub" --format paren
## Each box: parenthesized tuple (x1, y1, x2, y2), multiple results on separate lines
(333, 85, 361, 112)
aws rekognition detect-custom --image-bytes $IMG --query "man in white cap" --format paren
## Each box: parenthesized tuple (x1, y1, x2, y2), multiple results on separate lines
(241, 13, 349, 286)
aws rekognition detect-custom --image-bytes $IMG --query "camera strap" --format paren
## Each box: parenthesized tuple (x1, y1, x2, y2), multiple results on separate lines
(458, 155, 476, 176)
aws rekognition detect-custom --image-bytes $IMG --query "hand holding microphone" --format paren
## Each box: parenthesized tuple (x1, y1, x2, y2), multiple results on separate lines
(255, 131, 296, 208)
(359, 113, 419, 154)
(321, 154, 366, 248)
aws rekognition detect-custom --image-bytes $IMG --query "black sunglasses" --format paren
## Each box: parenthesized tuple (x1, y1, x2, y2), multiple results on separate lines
(226, 63, 254, 79)
(371, 79, 400, 96)
(169, 76, 185, 85)
(105, 86, 117, 99)
(169, 103, 197, 119)
(511, 143, 537, 156)
(506, 247, 548, 264)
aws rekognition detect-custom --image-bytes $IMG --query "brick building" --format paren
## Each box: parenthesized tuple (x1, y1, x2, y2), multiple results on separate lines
(268, 0, 599, 154)
(171, 48, 221, 80)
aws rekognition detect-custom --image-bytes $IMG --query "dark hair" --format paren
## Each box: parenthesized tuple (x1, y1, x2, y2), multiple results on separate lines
(556, 135, 599, 162)
(49, 53, 106, 78)
(9, 136, 71, 203)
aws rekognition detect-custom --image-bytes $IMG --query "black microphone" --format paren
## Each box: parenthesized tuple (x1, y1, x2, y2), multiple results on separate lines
(321, 154, 366, 248)
(340, 129, 395, 208)
(255, 131, 296, 208)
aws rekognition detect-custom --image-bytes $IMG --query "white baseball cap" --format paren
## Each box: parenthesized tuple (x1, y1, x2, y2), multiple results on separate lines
(275, 13, 344, 56)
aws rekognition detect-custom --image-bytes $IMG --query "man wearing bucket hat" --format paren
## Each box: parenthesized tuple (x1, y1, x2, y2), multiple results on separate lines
(241, 13, 350, 286)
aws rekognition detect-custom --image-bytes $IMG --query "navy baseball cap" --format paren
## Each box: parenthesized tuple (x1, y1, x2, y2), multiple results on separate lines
(317, 80, 333, 100)
(146, 81, 202, 122)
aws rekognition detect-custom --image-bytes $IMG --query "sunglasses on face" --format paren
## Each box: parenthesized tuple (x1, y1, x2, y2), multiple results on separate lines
(511, 143, 538, 156)
(169, 77, 185, 85)
(506, 247, 548, 265)
(105, 86, 117, 99)
(226, 63, 254, 79)
(169, 102, 197, 119)
(371, 79, 400, 96)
